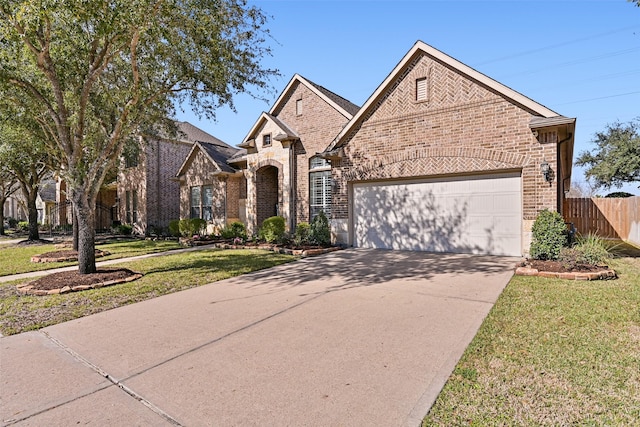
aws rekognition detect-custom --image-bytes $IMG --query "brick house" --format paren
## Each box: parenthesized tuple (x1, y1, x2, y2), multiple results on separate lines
(322, 41, 575, 256)
(236, 74, 359, 234)
(175, 139, 245, 233)
(177, 41, 574, 257)
(118, 121, 225, 234)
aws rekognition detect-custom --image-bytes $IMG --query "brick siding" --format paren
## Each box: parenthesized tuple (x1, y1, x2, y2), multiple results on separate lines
(119, 137, 191, 234)
(332, 51, 559, 225)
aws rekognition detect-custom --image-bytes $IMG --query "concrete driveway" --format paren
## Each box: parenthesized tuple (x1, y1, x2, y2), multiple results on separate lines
(1, 249, 516, 426)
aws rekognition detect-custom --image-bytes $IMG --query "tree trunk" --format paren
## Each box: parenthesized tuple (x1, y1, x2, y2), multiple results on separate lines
(26, 191, 40, 241)
(0, 198, 5, 236)
(72, 208, 79, 251)
(74, 195, 97, 274)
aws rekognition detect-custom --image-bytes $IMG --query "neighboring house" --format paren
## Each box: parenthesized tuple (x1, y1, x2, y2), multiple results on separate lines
(52, 179, 117, 232)
(35, 179, 57, 225)
(237, 74, 359, 234)
(3, 194, 27, 222)
(118, 121, 221, 234)
(322, 41, 575, 256)
(175, 139, 245, 233)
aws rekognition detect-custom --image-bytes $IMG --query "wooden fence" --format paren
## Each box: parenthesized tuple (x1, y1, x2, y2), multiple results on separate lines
(563, 196, 640, 245)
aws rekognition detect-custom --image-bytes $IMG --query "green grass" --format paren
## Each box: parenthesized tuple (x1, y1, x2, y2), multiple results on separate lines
(423, 257, 640, 426)
(0, 249, 294, 335)
(0, 238, 182, 276)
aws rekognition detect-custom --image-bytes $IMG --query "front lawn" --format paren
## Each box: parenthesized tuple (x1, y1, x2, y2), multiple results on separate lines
(0, 249, 294, 335)
(423, 257, 640, 425)
(0, 238, 182, 276)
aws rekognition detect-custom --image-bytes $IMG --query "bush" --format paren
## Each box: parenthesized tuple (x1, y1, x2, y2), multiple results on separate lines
(529, 209, 568, 260)
(7, 217, 18, 229)
(575, 233, 614, 264)
(293, 222, 311, 246)
(259, 216, 285, 244)
(18, 221, 29, 232)
(168, 220, 181, 237)
(221, 221, 247, 240)
(310, 211, 331, 246)
(116, 224, 133, 235)
(604, 191, 634, 198)
(180, 218, 207, 237)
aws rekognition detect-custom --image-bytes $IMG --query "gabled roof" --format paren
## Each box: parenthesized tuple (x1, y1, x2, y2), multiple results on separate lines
(240, 112, 300, 148)
(176, 140, 240, 177)
(227, 148, 247, 164)
(270, 74, 359, 119)
(241, 74, 359, 147)
(175, 121, 233, 147)
(326, 40, 568, 151)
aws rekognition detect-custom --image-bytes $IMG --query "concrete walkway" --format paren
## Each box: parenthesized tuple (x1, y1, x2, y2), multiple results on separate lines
(1, 249, 517, 426)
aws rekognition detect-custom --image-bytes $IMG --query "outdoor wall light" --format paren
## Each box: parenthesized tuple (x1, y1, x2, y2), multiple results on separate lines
(540, 159, 553, 182)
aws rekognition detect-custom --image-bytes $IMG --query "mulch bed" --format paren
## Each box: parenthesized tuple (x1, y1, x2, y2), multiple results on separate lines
(17, 268, 143, 296)
(31, 249, 110, 263)
(523, 259, 608, 273)
(515, 259, 617, 281)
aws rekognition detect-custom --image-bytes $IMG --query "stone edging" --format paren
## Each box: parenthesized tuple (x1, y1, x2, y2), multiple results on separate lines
(31, 250, 111, 263)
(16, 272, 143, 296)
(515, 266, 617, 281)
(209, 242, 342, 257)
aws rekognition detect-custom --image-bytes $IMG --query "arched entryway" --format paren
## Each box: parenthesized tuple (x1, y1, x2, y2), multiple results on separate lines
(256, 165, 280, 226)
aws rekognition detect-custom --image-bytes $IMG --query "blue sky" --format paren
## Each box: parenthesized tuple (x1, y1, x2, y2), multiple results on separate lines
(175, 0, 640, 195)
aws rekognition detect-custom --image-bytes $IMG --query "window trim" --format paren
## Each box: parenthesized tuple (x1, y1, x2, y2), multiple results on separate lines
(309, 156, 332, 220)
(262, 133, 272, 147)
(190, 186, 201, 219)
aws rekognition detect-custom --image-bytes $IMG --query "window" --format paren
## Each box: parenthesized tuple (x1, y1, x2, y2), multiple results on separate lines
(296, 98, 303, 116)
(202, 185, 213, 221)
(125, 190, 137, 224)
(190, 186, 201, 219)
(262, 134, 271, 147)
(416, 77, 428, 102)
(190, 185, 214, 220)
(309, 156, 331, 220)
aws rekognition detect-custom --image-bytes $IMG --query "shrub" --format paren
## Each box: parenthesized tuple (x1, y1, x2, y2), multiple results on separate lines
(179, 218, 206, 237)
(168, 220, 181, 237)
(310, 211, 331, 246)
(221, 221, 247, 240)
(7, 217, 18, 229)
(116, 224, 133, 235)
(574, 233, 614, 265)
(604, 191, 633, 198)
(293, 222, 311, 246)
(18, 221, 29, 231)
(259, 216, 285, 244)
(529, 209, 568, 260)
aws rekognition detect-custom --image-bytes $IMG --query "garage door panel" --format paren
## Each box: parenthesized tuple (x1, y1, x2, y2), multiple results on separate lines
(353, 173, 522, 256)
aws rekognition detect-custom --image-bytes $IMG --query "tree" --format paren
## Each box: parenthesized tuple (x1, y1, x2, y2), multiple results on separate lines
(0, 166, 19, 236)
(575, 118, 640, 190)
(564, 180, 599, 198)
(0, 0, 277, 273)
(0, 105, 52, 241)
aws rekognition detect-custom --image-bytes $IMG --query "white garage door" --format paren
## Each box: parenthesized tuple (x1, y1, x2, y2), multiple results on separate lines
(353, 172, 522, 256)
